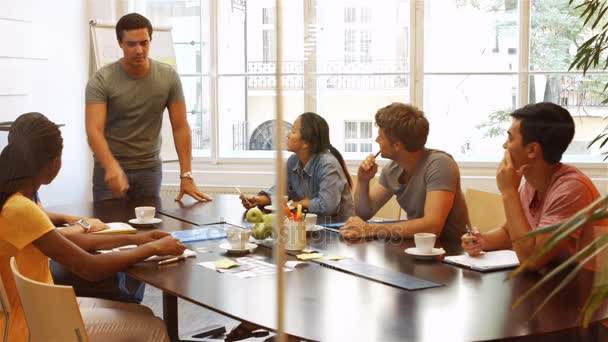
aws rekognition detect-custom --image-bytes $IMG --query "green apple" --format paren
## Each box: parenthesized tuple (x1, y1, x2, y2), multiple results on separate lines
(261, 224, 273, 239)
(252, 222, 266, 240)
(262, 213, 275, 228)
(246, 207, 264, 223)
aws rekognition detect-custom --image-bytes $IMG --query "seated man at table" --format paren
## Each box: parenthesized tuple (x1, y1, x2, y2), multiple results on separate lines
(461, 102, 603, 271)
(340, 102, 469, 244)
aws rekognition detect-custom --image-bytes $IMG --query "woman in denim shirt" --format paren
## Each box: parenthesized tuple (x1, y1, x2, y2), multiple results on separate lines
(240, 112, 354, 224)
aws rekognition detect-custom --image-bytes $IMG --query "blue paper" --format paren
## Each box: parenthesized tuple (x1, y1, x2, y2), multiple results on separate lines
(171, 226, 227, 243)
(319, 219, 406, 229)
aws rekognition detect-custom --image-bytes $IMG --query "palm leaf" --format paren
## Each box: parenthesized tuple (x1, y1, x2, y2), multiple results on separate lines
(511, 214, 589, 277)
(581, 283, 608, 327)
(510, 195, 608, 278)
(527, 241, 608, 319)
(512, 234, 608, 309)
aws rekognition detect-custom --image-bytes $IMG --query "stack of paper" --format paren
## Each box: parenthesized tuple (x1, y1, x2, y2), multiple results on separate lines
(443, 250, 520, 272)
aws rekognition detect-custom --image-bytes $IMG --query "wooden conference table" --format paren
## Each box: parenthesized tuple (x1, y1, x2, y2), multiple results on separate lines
(50, 194, 608, 341)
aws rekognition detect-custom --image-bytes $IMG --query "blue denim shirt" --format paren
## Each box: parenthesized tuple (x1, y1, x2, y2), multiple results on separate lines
(261, 152, 354, 224)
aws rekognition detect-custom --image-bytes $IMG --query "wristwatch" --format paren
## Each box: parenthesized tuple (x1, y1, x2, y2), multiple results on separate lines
(75, 219, 92, 233)
(180, 171, 194, 180)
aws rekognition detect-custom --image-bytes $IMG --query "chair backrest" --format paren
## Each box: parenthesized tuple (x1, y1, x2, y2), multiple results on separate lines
(0, 272, 10, 342)
(351, 174, 404, 220)
(465, 188, 506, 233)
(9, 258, 89, 342)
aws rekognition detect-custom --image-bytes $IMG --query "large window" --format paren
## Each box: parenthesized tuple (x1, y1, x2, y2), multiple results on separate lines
(132, 0, 607, 163)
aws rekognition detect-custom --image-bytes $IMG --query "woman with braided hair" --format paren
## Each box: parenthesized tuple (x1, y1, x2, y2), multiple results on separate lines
(0, 112, 183, 341)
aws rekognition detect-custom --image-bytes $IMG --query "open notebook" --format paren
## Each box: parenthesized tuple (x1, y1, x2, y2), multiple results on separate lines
(443, 250, 520, 272)
(92, 222, 137, 235)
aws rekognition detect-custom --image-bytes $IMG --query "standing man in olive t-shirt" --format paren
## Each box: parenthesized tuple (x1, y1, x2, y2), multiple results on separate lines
(85, 12, 211, 202)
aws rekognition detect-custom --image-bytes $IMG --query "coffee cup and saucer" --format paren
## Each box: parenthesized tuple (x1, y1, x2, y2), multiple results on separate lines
(219, 228, 257, 253)
(405, 233, 445, 259)
(303, 213, 324, 232)
(129, 206, 163, 226)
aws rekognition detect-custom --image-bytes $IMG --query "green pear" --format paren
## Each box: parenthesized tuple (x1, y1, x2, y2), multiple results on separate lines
(246, 207, 264, 223)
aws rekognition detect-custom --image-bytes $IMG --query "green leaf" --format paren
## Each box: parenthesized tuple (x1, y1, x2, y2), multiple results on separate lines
(512, 234, 608, 311)
(510, 196, 608, 277)
(581, 285, 608, 327)
(529, 243, 608, 319)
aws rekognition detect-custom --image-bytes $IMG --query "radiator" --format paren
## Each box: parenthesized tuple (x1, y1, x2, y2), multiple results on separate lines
(160, 186, 258, 196)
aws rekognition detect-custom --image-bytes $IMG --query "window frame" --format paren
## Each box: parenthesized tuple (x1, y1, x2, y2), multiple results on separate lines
(169, 0, 608, 170)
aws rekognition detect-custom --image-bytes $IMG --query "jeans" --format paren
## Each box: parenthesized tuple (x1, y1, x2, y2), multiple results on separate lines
(92, 163, 162, 202)
(50, 260, 146, 304)
(75, 163, 163, 303)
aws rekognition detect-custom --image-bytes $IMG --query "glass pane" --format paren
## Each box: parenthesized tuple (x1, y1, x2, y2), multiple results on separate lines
(218, 0, 303, 74)
(360, 143, 372, 153)
(174, 43, 202, 74)
(142, 0, 209, 74)
(317, 1, 409, 70)
(345, 143, 357, 152)
(530, 0, 592, 72)
(345, 122, 357, 139)
(218, 76, 304, 157)
(425, 0, 519, 72)
(181, 75, 210, 152)
(360, 121, 372, 138)
(424, 75, 518, 161)
(530, 74, 608, 162)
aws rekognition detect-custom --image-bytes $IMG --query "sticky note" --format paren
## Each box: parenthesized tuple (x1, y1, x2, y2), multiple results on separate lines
(296, 253, 324, 260)
(214, 259, 240, 269)
(301, 248, 316, 254)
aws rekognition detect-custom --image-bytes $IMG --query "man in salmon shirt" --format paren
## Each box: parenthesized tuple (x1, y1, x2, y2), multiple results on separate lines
(461, 102, 604, 271)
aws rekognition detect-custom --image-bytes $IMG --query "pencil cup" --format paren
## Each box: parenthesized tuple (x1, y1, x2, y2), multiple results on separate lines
(285, 221, 306, 250)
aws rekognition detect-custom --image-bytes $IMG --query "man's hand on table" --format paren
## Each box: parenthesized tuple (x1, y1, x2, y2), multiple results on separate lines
(340, 217, 375, 240)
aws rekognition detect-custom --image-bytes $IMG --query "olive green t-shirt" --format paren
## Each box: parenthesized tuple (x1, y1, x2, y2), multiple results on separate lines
(85, 59, 184, 170)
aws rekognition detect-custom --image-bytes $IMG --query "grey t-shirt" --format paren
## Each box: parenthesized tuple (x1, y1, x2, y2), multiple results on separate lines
(378, 149, 468, 244)
(85, 59, 184, 170)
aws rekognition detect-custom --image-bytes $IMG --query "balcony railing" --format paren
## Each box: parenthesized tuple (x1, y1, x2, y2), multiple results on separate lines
(246, 59, 408, 74)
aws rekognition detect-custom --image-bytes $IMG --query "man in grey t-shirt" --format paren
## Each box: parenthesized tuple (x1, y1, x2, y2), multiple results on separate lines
(340, 103, 468, 245)
(85, 13, 210, 202)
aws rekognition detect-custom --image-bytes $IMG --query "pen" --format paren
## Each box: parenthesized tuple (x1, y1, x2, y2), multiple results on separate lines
(296, 204, 303, 222)
(158, 255, 187, 266)
(374, 150, 381, 158)
(234, 186, 251, 206)
(465, 224, 477, 245)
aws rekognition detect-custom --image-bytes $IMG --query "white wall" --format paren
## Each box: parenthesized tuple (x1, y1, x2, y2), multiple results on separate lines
(0, 0, 91, 206)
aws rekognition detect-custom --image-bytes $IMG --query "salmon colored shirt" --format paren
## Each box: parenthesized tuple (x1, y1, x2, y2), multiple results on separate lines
(520, 163, 603, 269)
(0, 193, 55, 341)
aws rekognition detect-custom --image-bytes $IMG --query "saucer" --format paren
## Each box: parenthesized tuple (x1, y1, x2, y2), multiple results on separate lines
(306, 224, 324, 232)
(405, 247, 445, 259)
(219, 242, 258, 253)
(128, 218, 163, 225)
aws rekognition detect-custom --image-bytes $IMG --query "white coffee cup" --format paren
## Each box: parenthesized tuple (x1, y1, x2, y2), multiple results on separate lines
(227, 228, 251, 249)
(305, 213, 317, 230)
(414, 233, 436, 254)
(135, 206, 156, 223)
